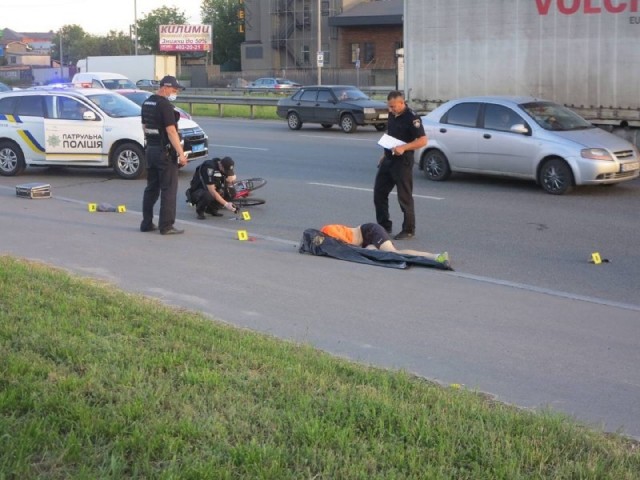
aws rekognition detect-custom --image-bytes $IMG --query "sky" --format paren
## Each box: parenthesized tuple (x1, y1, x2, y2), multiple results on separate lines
(2, 0, 204, 35)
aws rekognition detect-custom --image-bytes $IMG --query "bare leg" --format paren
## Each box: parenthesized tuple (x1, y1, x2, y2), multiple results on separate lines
(378, 240, 451, 267)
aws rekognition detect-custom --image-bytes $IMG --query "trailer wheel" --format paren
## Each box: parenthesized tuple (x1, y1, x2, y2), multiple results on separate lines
(422, 150, 451, 181)
(539, 158, 573, 195)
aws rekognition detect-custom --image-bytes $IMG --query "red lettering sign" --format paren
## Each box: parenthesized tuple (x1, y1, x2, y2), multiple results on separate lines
(535, 0, 639, 14)
(604, 0, 627, 13)
(558, 0, 581, 14)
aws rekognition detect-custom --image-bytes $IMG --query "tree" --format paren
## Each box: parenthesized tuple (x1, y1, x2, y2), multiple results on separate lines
(51, 25, 89, 66)
(136, 6, 187, 54)
(201, 0, 245, 69)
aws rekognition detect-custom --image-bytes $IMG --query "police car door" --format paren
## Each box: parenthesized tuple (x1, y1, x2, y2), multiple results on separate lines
(44, 95, 105, 163)
(10, 94, 47, 163)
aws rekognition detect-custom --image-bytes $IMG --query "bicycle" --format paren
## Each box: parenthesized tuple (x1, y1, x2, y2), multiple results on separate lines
(230, 177, 267, 208)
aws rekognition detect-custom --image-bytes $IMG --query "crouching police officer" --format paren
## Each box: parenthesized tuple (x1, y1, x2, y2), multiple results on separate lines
(140, 75, 188, 235)
(186, 157, 239, 219)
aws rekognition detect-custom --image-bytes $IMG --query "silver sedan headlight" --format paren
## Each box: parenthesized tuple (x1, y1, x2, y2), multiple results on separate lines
(581, 148, 613, 161)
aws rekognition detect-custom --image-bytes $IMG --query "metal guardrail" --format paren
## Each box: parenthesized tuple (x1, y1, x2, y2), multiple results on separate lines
(177, 86, 393, 119)
(178, 95, 280, 119)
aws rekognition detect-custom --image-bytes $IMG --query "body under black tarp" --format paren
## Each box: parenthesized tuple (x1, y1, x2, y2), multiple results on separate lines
(298, 229, 452, 270)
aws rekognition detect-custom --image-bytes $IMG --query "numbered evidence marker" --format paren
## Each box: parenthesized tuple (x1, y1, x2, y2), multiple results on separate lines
(237, 230, 249, 241)
(117, 205, 127, 213)
(590, 252, 602, 264)
(242, 211, 251, 221)
(88, 203, 97, 212)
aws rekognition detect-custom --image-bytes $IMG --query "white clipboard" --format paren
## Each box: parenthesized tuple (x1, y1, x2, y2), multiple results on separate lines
(377, 133, 406, 149)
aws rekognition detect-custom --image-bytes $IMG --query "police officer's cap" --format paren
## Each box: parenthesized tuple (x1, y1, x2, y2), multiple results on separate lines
(220, 156, 235, 175)
(159, 75, 184, 90)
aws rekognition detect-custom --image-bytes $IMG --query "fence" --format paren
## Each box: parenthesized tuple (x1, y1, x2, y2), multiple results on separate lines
(178, 86, 396, 119)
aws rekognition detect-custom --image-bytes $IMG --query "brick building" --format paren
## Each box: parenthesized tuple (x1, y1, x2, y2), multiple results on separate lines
(240, 0, 402, 76)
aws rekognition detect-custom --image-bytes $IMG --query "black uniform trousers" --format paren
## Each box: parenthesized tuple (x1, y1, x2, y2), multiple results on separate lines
(192, 188, 220, 214)
(141, 146, 179, 232)
(374, 155, 415, 234)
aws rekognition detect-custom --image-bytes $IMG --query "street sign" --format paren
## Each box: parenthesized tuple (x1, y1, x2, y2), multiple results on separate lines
(317, 52, 324, 67)
(355, 59, 360, 69)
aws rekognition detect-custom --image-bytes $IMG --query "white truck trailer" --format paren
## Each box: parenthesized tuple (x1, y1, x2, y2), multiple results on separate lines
(403, 0, 640, 144)
(76, 55, 177, 84)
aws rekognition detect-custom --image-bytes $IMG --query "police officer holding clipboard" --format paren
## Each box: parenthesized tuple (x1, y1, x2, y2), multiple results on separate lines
(140, 75, 188, 235)
(374, 90, 427, 240)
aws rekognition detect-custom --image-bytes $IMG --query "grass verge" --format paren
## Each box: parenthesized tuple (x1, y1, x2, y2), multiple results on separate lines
(181, 103, 279, 120)
(1, 256, 638, 479)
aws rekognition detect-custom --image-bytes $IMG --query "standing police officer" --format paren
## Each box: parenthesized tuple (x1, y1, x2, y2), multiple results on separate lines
(140, 75, 188, 235)
(373, 90, 427, 240)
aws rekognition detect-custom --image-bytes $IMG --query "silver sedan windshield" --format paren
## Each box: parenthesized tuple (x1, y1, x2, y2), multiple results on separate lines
(520, 101, 593, 131)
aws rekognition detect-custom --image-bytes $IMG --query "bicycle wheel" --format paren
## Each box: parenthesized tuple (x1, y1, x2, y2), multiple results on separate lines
(235, 197, 266, 207)
(233, 178, 267, 194)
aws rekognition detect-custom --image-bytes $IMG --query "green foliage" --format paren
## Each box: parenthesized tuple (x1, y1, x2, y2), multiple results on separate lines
(136, 6, 187, 54)
(1, 256, 639, 478)
(51, 25, 134, 65)
(201, 0, 244, 67)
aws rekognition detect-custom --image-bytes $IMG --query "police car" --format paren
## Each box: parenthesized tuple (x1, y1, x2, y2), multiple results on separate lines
(115, 89, 208, 161)
(0, 87, 148, 179)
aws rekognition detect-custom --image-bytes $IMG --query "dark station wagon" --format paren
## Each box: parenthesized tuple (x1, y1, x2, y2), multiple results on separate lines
(276, 85, 389, 133)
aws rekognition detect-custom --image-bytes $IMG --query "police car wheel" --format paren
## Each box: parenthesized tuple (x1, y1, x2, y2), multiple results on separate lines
(112, 143, 146, 180)
(0, 140, 26, 176)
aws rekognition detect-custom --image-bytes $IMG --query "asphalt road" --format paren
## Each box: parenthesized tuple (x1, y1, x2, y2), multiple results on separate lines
(1, 117, 639, 439)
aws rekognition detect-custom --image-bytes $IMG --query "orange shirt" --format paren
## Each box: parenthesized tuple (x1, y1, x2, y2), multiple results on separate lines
(320, 224, 354, 244)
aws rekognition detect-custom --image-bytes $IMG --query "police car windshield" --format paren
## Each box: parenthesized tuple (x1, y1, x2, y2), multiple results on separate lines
(84, 92, 141, 118)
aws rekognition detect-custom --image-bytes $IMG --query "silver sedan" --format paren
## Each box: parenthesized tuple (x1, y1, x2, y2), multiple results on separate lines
(416, 96, 640, 194)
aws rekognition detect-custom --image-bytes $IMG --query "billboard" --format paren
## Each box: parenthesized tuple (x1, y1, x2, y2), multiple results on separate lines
(159, 24, 212, 52)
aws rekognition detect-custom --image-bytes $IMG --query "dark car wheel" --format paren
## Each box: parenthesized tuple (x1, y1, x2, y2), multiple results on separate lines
(321, 123, 333, 129)
(340, 114, 358, 133)
(422, 150, 451, 181)
(0, 140, 26, 176)
(374, 124, 386, 132)
(539, 158, 574, 195)
(112, 143, 146, 179)
(287, 112, 303, 130)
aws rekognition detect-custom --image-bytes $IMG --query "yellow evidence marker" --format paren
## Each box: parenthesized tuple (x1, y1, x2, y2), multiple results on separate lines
(117, 205, 127, 213)
(237, 230, 249, 241)
(242, 211, 251, 221)
(590, 252, 602, 264)
(88, 203, 97, 212)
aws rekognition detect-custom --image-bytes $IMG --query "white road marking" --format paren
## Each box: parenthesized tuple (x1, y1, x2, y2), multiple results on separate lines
(210, 144, 269, 151)
(300, 134, 375, 142)
(308, 182, 444, 200)
(6, 187, 638, 313)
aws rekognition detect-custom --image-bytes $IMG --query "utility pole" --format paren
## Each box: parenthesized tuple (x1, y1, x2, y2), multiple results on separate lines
(134, 0, 138, 55)
(316, 0, 322, 85)
(59, 30, 63, 79)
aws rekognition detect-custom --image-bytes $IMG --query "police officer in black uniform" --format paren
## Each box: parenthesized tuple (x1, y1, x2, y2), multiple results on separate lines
(373, 90, 427, 240)
(140, 75, 188, 235)
(186, 157, 239, 219)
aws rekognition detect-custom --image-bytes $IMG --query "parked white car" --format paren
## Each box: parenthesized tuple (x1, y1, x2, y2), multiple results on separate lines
(71, 72, 136, 90)
(0, 87, 146, 179)
(416, 96, 640, 194)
